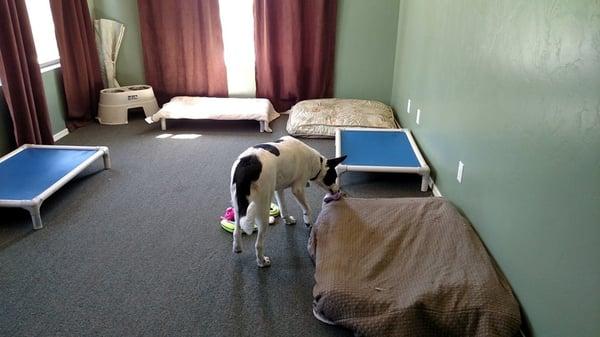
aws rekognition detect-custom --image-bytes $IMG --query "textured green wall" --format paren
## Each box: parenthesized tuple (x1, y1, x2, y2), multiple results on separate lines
(93, 0, 146, 85)
(391, 1, 600, 336)
(334, 0, 400, 104)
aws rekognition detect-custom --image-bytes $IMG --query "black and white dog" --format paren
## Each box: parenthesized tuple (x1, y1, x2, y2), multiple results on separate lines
(230, 136, 346, 267)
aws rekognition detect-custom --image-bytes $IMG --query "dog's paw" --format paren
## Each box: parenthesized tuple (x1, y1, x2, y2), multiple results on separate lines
(257, 256, 271, 268)
(284, 216, 296, 225)
(232, 241, 242, 254)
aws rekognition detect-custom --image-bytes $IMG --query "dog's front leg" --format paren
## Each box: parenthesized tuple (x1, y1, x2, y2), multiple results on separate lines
(274, 189, 296, 225)
(291, 184, 312, 227)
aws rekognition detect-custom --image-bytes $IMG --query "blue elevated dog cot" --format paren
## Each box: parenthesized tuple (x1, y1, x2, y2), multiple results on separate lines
(0, 144, 111, 229)
(335, 128, 430, 192)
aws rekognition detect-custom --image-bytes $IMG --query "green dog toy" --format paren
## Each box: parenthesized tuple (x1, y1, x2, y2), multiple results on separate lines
(220, 203, 279, 233)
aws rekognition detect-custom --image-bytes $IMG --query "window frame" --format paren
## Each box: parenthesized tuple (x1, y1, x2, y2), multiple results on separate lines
(40, 60, 61, 73)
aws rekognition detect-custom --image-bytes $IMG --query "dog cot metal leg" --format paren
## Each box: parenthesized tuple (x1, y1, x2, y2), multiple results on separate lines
(335, 167, 346, 186)
(102, 148, 112, 169)
(28, 204, 43, 230)
(421, 174, 430, 192)
(160, 118, 167, 131)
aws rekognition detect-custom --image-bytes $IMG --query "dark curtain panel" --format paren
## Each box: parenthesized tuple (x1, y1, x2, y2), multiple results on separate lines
(254, 0, 337, 112)
(50, 0, 103, 130)
(0, 0, 53, 146)
(137, 0, 228, 104)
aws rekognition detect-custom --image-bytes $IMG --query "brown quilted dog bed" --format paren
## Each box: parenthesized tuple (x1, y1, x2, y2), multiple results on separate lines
(308, 197, 521, 337)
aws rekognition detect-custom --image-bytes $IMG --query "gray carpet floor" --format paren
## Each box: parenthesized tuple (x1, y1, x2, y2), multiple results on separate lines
(0, 114, 430, 337)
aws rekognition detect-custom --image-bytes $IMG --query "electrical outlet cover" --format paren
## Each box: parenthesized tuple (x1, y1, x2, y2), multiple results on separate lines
(457, 161, 464, 183)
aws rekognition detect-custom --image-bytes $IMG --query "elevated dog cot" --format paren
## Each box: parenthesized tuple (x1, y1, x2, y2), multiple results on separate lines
(335, 128, 430, 192)
(145, 96, 280, 132)
(0, 144, 111, 229)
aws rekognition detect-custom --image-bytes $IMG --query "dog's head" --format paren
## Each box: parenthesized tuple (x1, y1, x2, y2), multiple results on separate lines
(311, 155, 347, 194)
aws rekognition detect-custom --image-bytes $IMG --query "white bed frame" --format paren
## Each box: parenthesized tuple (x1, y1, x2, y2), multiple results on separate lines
(0, 144, 111, 229)
(146, 96, 279, 133)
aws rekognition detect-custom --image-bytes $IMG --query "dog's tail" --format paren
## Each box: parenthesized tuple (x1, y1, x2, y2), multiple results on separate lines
(231, 155, 262, 235)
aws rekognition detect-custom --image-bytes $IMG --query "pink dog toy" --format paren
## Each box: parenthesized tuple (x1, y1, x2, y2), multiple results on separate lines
(220, 206, 276, 224)
(221, 207, 235, 221)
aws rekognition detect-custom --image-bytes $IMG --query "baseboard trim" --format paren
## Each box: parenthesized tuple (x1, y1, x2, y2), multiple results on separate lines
(53, 128, 69, 142)
(428, 177, 443, 197)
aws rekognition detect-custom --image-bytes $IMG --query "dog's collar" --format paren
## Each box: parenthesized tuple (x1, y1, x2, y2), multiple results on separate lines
(310, 168, 321, 181)
(310, 157, 323, 181)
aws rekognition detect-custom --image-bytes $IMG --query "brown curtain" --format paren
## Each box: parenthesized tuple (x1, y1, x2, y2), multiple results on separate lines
(50, 0, 103, 130)
(0, 0, 54, 146)
(254, 0, 337, 112)
(138, 0, 228, 104)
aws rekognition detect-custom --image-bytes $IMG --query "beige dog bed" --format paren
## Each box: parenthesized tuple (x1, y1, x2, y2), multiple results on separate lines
(286, 98, 398, 138)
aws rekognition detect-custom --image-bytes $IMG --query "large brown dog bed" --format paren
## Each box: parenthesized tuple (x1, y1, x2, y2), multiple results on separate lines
(308, 197, 521, 337)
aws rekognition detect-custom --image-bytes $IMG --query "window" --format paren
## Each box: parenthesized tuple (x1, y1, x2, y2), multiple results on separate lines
(219, 0, 256, 97)
(25, 0, 60, 68)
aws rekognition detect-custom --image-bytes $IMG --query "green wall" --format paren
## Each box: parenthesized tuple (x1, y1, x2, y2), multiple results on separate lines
(391, 1, 600, 336)
(92, 0, 146, 86)
(334, 0, 400, 104)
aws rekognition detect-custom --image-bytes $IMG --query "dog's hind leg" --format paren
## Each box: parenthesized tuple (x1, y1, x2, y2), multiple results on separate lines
(232, 208, 243, 254)
(274, 189, 296, 225)
(231, 183, 243, 254)
(291, 184, 312, 227)
(254, 198, 272, 267)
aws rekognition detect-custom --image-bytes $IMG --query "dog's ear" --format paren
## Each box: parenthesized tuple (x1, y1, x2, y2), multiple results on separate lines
(326, 155, 347, 167)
